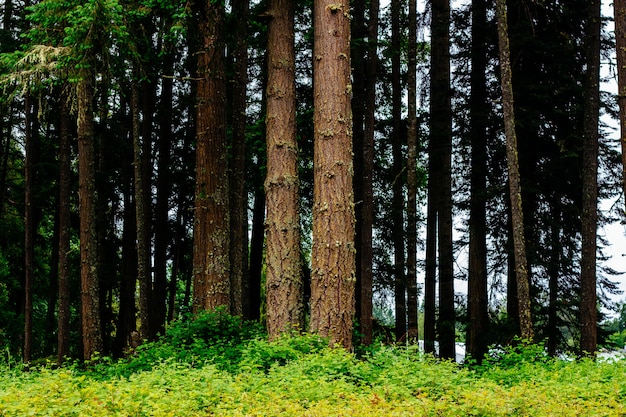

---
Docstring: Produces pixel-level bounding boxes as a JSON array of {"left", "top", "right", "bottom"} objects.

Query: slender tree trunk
[
  {"left": 248, "top": 184, "right": 265, "bottom": 321},
  {"left": 23, "top": 93, "right": 34, "bottom": 363},
  {"left": 432, "top": 0, "right": 455, "bottom": 359},
  {"left": 310, "top": 0, "right": 355, "bottom": 350},
  {"left": 424, "top": 180, "right": 437, "bottom": 353},
  {"left": 580, "top": 0, "right": 600, "bottom": 356},
  {"left": 360, "top": 0, "right": 379, "bottom": 346},
  {"left": 406, "top": 0, "right": 419, "bottom": 342},
  {"left": 617, "top": 0, "right": 626, "bottom": 215},
  {"left": 547, "top": 200, "right": 561, "bottom": 356},
  {"left": 57, "top": 91, "right": 72, "bottom": 363},
  {"left": 230, "top": 0, "right": 249, "bottom": 317},
  {"left": 495, "top": 0, "right": 533, "bottom": 341},
  {"left": 467, "top": 0, "right": 489, "bottom": 362},
  {"left": 77, "top": 74, "right": 103, "bottom": 361},
  {"left": 391, "top": 0, "right": 406, "bottom": 343},
  {"left": 265, "top": 0, "right": 304, "bottom": 338},
  {"left": 192, "top": 0, "right": 231, "bottom": 312}
]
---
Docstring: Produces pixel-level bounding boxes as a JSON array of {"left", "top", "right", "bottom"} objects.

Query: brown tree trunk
[
  {"left": 432, "top": 0, "right": 455, "bottom": 359},
  {"left": 616, "top": 0, "right": 626, "bottom": 216},
  {"left": 580, "top": 0, "right": 600, "bottom": 356},
  {"left": 467, "top": 0, "right": 489, "bottom": 362},
  {"left": 424, "top": 179, "right": 437, "bottom": 353},
  {"left": 23, "top": 93, "right": 35, "bottom": 363},
  {"left": 57, "top": 91, "right": 72, "bottom": 363},
  {"left": 248, "top": 184, "right": 265, "bottom": 321},
  {"left": 192, "top": 0, "right": 231, "bottom": 312},
  {"left": 265, "top": 0, "right": 304, "bottom": 338},
  {"left": 406, "top": 0, "right": 418, "bottom": 342},
  {"left": 495, "top": 0, "right": 533, "bottom": 341},
  {"left": 310, "top": 0, "right": 355, "bottom": 350},
  {"left": 77, "top": 75, "right": 103, "bottom": 361},
  {"left": 391, "top": 0, "right": 406, "bottom": 344}
]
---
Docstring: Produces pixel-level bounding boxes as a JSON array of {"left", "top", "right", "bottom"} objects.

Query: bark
[
  {"left": 580, "top": 0, "right": 600, "bottom": 356},
  {"left": 77, "top": 75, "right": 103, "bottom": 361},
  {"left": 248, "top": 185, "right": 265, "bottom": 321},
  {"left": 192, "top": 0, "right": 231, "bottom": 312},
  {"left": 495, "top": 0, "right": 533, "bottom": 341},
  {"left": 467, "top": 0, "right": 489, "bottom": 362},
  {"left": 229, "top": 0, "right": 250, "bottom": 318},
  {"left": 310, "top": 0, "right": 355, "bottom": 350},
  {"left": 360, "top": 0, "right": 379, "bottom": 346},
  {"left": 406, "top": 0, "right": 418, "bottom": 342},
  {"left": 23, "top": 93, "right": 34, "bottom": 363},
  {"left": 547, "top": 200, "right": 561, "bottom": 356},
  {"left": 616, "top": 0, "right": 626, "bottom": 218},
  {"left": 424, "top": 178, "right": 437, "bottom": 353},
  {"left": 432, "top": 0, "right": 455, "bottom": 359},
  {"left": 391, "top": 0, "right": 406, "bottom": 343},
  {"left": 265, "top": 0, "right": 304, "bottom": 338},
  {"left": 57, "top": 91, "right": 71, "bottom": 363}
]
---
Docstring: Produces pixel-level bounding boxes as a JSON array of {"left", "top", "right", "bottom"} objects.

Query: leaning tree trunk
[
  {"left": 265, "top": 0, "right": 304, "bottom": 339},
  {"left": 580, "top": 0, "right": 601, "bottom": 357},
  {"left": 310, "top": 0, "right": 356, "bottom": 350},
  {"left": 495, "top": 0, "right": 533, "bottom": 341},
  {"left": 192, "top": 0, "right": 231, "bottom": 312}
]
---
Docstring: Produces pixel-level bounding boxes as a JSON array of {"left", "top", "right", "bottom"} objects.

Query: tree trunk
[
  {"left": 580, "top": 0, "right": 600, "bottom": 356},
  {"left": 57, "top": 91, "right": 72, "bottom": 363},
  {"left": 248, "top": 184, "right": 265, "bottom": 321},
  {"left": 391, "top": 0, "right": 406, "bottom": 344},
  {"left": 23, "top": 92, "right": 34, "bottom": 363},
  {"left": 310, "top": 0, "right": 355, "bottom": 350},
  {"left": 495, "top": 0, "right": 533, "bottom": 341},
  {"left": 424, "top": 178, "right": 437, "bottom": 353},
  {"left": 432, "top": 0, "right": 455, "bottom": 359},
  {"left": 77, "top": 74, "right": 103, "bottom": 361},
  {"left": 192, "top": 0, "right": 231, "bottom": 312},
  {"left": 617, "top": 0, "right": 626, "bottom": 216},
  {"left": 406, "top": 0, "right": 418, "bottom": 342},
  {"left": 265, "top": 0, "right": 304, "bottom": 338},
  {"left": 230, "top": 0, "right": 250, "bottom": 317},
  {"left": 467, "top": 0, "right": 489, "bottom": 362}
]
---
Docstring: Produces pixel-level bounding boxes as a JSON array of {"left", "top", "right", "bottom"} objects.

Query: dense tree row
[{"left": 0, "top": 0, "right": 624, "bottom": 363}]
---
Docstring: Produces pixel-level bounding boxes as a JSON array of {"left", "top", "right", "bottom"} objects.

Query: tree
[
  {"left": 495, "top": 0, "right": 533, "bottom": 341},
  {"left": 310, "top": 0, "right": 355, "bottom": 350},
  {"left": 192, "top": 0, "right": 231, "bottom": 312},
  {"left": 615, "top": 0, "right": 626, "bottom": 216},
  {"left": 264, "top": 0, "right": 304, "bottom": 338},
  {"left": 580, "top": 0, "right": 601, "bottom": 356}
]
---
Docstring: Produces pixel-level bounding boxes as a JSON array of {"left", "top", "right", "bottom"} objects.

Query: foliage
[{"left": 1, "top": 337, "right": 626, "bottom": 416}]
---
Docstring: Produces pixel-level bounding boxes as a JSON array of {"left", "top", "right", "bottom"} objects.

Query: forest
[{"left": 1, "top": 0, "right": 626, "bottom": 371}]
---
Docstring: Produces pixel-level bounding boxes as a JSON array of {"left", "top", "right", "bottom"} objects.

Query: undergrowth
[{"left": 1, "top": 310, "right": 625, "bottom": 416}]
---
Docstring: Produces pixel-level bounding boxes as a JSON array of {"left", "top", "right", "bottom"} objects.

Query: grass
[{"left": 1, "top": 311, "right": 625, "bottom": 416}]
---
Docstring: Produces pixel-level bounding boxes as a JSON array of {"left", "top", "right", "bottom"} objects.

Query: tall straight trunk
[
  {"left": 0, "top": 104, "right": 9, "bottom": 218},
  {"left": 310, "top": 0, "right": 355, "bottom": 350},
  {"left": 467, "top": 0, "right": 489, "bottom": 362},
  {"left": 248, "top": 184, "right": 265, "bottom": 321},
  {"left": 132, "top": 80, "right": 151, "bottom": 341},
  {"left": 495, "top": 0, "right": 533, "bottom": 341},
  {"left": 265, "top": 0, "right": 304, "bottom": 338},
  {"left": 617, "top": 0, "right": 626, "bottom": 213},
  {"left": 23, "top": 93, "right": 34, "bottom": 363},
  {"left": 77, "top": 74, "right": 103, "bottom": 360},
  {"left": 57, "top": 91, "right": 72, "bottom": 363},
  {"left": 360, "top": 0, "right": 379, "bottom": 346},
  {"left": 391, "top": 0, "right": 406, "bottom": 343},
  {"left": 547, "top": 200, "right": 561, "bottom": 356},
  {"left": 406, "top": 0, "right": 418, "bottom": 341},
  {"left": 424, "top": 180, "right": 437, "bottom": 353},
  {"left": 580, "top": 0, "right": 600, "bottom": 356},
  {"left": 192, "top": 0, "right": 231, "bottom": 312},
  {"left": 432, "top": 0, "right": 455, "bottom": 359},
  {"left": 230, "top": 0, "right": 250, "bottom": 317}
]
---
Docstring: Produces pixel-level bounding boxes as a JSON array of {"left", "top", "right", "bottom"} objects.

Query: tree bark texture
[
  {"left": 615, "top": 0, "right": 626, "bottom": 215},
  {"left": 580, "top": 0, "right": 600, "bottom": 356},
  {"left": 495, "top": 0, "right": 534, "bottom": 341},
  {"left": 265, "top": 0, "right": 304, "bottom": 338},
  {"left": 77, "top": 75, "right": 103, "bottom": 360},
  {"left": 23, "top": 93, "right": 34, "bottom": 363},
  {"left": 192, "top": 0, "right": 231, "bottom": 312},
  {"left": 311, "top": 0, "right": 356, "bottom": 350}
]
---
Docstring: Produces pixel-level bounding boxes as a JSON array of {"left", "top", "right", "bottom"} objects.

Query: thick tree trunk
[
  {"left": 580, "top": 0, "right": 600, "bottom": 356},
  {"left": 230, "top": 0, "right": 250, "bottom": 317},
  {"left": 192, "top": 0, "right": 231, "bottom": 312},
  {"left": 310, "top": 0, "right": 355, "bottom": 350},
  {"left": 265, "top": 0, "right": 304, "bottom": 338},
  {"left": 618, "top": 0, "right": 626, "bottom": 215},
  {"left": 391, "top": 0, "right": 406, "bottom": 343},
  {"left": 432, "top": 0, "right": 455, "bottom": 359},
  {"left": 57, "top": 92, "right": 72, "bottom": 363},
  {"left": 467, "top": 0, "right": 489, "bottom": 362},
  {"left": 495, "top": 0, "right": 533, "bottom": 341},
  {"left": 77, "top": 75, "right": 103, "bottom": 361}
]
